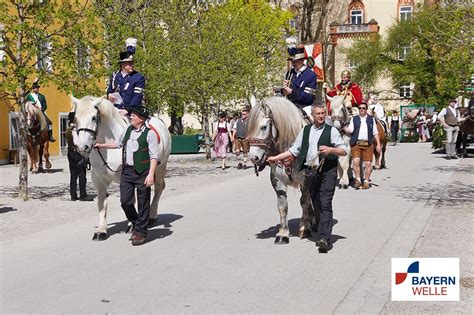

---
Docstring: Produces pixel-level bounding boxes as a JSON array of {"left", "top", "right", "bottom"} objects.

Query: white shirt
[
  {"left": 368, "top": 103, "right": 385, "bottom": 120},
  {"left": 289, "top": 123, "right": 348, "bottom": 167},
  {"left": 346, "top": 115, "right": 379, "bottom": 141},
  {"left": 438, "top": 106, "right": 459, "bottom": 121},
  {"left": 116, "top": 125, "right": 159, "bottom": 166},
  {"left": 296, "top": 65, "right": 307, "bottom": 78}
]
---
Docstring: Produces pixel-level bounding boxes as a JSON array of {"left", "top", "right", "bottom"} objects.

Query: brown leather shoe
[
  {"left": 132, "top": 233, "right": 146, "bottom": 246},
  {"left": 354, "top": 179, "right": 362, "bottom": 189},
  {"left": 362, "top": 181, "right": 370, "bottom": 189}
]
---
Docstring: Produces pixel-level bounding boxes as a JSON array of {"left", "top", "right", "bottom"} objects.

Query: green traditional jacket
[{"left": 26, "top": 93, "right": 47, "bottom": 111}]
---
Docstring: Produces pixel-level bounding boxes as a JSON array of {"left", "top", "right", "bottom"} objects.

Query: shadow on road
[
  {"left": 0, "top": 206, "right": 17, "bottom": 214},
  {"left": 105, "top": 213, "right": 183, "bottom": 242},
  {"left": 0, "top": 183, "right": 98, "bottom": 200},
  {"left": 396, "top": 180, "right": 473, "bottom": 207},
  {"left": 255, "top": 218, "right": 343, "bottom": 240}
]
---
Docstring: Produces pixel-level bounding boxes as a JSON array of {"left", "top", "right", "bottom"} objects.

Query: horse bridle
[
  {"left": 330, "top": 97, "right": 351, "bottom": 130},
  {"left": 75, "top": 107, "right": 101, "bottom": 155},
  {"left": 248, "top": 103, "right": 280, "bottom": 175}
]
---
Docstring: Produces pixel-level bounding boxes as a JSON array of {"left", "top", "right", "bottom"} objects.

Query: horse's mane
[
  {"left": 247, "top": 96, "right": 306, "bottom": 152},
  {"left": 76, "top": 96, "right": 128, "bottom": 129},
  {"left": 26, "top": 101, "right": 47, "bottom": 130}
]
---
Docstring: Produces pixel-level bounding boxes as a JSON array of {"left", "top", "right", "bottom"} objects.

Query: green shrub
[{"left": 431, "top": 124, "right": 446, "bottom": 149}]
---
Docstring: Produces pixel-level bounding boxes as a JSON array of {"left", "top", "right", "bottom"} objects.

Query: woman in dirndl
[{"left": 212, "top": 112, "right": 232, "bottom": 170}]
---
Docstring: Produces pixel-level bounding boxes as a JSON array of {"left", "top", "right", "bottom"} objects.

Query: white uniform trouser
[{"left": 445, "top": 125, "right": 459, "bottom": 157}]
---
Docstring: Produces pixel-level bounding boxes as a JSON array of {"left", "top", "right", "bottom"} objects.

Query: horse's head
[
  {"left": 327, "top": 95, "right": 350, "bottom": 130},
  {"left": 25, "top": 101, "right": 38, "bottom": 128},
  {"left": 247, "top": 100, "right": 277, "bottom": 172},
  {"left": 71, "top": 95, "right": 103, "bottom": 156}
]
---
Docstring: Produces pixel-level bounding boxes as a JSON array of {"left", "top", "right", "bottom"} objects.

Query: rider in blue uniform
[
  {"left": 107, "top": 49, "right": 145, "bottom": 115},
  {"left": 282, "top": 46, "right": 317, "bottom": 109}
]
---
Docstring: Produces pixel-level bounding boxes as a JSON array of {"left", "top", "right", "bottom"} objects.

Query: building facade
[{"left": 279, "top": 0, "right": 427, "bottom": 111}]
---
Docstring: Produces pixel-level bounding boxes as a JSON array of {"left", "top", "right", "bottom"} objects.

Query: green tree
[
  {"left": 0, "top": 0, "right": 106, "bottom": 199},
  {"left": 345, "top": 3, "right": 473, "bottom": 108},
  {"left": 96, "top": 0, "right": 291, "bottom": 157}
]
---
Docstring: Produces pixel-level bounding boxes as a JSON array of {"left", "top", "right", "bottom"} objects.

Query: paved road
[{"left": 1, "top": 143, "right": 472, "bottom": 313}]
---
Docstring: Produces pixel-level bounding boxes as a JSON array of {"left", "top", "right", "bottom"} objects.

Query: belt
[
  {"left": 448, "top": 124, "right": 458, "bottom": 127},
  {"left": 356, "top": 140, "right": 369, "bottom": 145},
  {"left": 123, "top": 165, "right": 134, "bottom": 169}
]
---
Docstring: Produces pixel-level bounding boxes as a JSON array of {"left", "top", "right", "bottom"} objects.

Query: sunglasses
[{"left": 359, "top": 106, "right": 367, "bottom": 110}]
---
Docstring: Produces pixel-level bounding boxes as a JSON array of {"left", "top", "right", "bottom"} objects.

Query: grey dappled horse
[{"left": 247, "top": 96, "right": 314, "bottom": 244}]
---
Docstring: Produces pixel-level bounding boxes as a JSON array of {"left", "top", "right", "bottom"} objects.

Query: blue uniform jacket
[
  {"left": 287, "top": 66, "right": 317, "bottom": 107},
  {"left": 107, "top": 70, "right": 145, "bottom": 110}
]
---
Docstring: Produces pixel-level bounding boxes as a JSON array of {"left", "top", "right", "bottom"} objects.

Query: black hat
[
  {"left": 289, "top": 47, "right": 306, "bottom": 61},
  {"left": 129, "top": 106, "right": 149, "bottom": 118},
  {"left": 218, "top": 111, "right": 227, "bottom": 118},
  {"left": 118, "top": 51, "right": 134, "bottom": 63},
  {"left": 32, "top": 82, "right": 40, "bottom": 88}
]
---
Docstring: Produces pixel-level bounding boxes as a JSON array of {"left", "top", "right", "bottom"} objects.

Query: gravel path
[{"left": 0, "top": 153, "right": 252, "bottom": 242}]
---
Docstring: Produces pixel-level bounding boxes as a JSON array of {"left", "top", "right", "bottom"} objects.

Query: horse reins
[{"left": 75, "top": 107, "right": 121, "bottom": 173}]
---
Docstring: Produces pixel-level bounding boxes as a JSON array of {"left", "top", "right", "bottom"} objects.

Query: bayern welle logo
[{"left": 391, "top": 258, "right": 459, "bottom": 301}]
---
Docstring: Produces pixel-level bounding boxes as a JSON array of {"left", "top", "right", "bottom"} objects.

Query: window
[
  {"left": 399, "top": 83, "right": 411, "bottom": 98},
  {"left": 349, "top": 58, "right": 358, "bottom": 69},
  {"left": 59, "top": 113, "right": 69, "bottom": 155},
  {"left": 37, "top": 38, "right": 53, "bottom": 72},
  {"left": 9, "top": 113, "right": 20, "bottom": 150},
  {"left": 348, "top": 1, "right": 365, "bottom": 24},
  {"left": 399, "top": 6, "right": 412, "bottom": 21},
  {"left": 0, "top": 24, "right": 5, "bottom": 62},
  {"left": 350, "top": 10, "right": 363, "bottom": 24},
  {"left": 398, "top": 45, "right": 411, "bottom": 61}
]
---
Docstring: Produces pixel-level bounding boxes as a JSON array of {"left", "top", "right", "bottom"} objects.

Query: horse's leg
[
  {"left": 149, "top": 163, "right": 167, "bottom": 226},
  {"left": 44, "top": 140, "right": 51, "bottom": 169},
  {"left": 91, "top": 172, "right": 109, "bottom": 241},
  {"left": 31, "top": 145, "right": 39, "bottom": 173},
  {"left": 270, "top": 168, "right": 289, "bottom": 244},
  {"left": 298, "top": 182, "right": 313, "bottom": 239},
  {"left": 38, "top": 145, "right": 44, "bottom": 172},
  {"left": 338, "top": 151, "right": 350, "bottom": 189}
]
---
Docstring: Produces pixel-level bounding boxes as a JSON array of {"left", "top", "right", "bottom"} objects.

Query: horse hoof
[
  {"left": 274, "top": 236, "right": 289, "bottom": 244},
  {"left": 46, "top": 162, "right": 52, "bottom": 169},
  {"left": 338, "top": 184, "right": 342, "bottom": 189},
  {"left": 299, "top": 230, "right": 311, "bottom": 239},
  {"left": 342, "top": 185, "right": 348, "bottom": 189},
  {"left": 92, "top": 232, "right": 107, "bottom": 241}
]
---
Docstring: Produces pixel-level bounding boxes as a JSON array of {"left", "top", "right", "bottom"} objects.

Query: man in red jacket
[{"left": 325, "top": 70, "right": 363, "bottom": 113}]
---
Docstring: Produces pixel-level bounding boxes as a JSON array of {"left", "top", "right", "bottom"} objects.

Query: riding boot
[{"left": 48, "top": 129, "right": 56, "bottom": 142}]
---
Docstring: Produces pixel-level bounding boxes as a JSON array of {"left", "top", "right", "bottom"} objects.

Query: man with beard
[{"left": 324, "top": 70, "right": 363, "bottom": 113}]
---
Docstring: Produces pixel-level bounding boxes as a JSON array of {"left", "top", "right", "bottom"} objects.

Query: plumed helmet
[{"left": 341, "top": 70, "right": 351, "bottom": 78}]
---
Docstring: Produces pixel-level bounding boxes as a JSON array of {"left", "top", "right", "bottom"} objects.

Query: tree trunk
[
  {"left": 202, "top": 110, "right": 212, "bottom": 160},
  {"left": 18, "top": 90, "right": 28, "bottom": 200}
]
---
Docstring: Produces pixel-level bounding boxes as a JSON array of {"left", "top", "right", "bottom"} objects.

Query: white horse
[
  {"left": 326, "top": 95, "right": 352, "bottom": 189},
  {"left": 247, "top": 96, "right": 314, "bottom": 244},
  {"left": 71, "top": 96, "right": 171, "bottom": 240}
]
